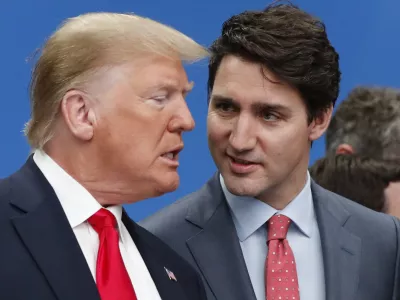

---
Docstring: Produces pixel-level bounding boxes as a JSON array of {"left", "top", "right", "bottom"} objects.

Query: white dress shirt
[
  {"left": 222, "top": 173, "right": 325, "bottom": 300},
  {"left": 33, "top": 150, "right": 161, "bottom": 300}
]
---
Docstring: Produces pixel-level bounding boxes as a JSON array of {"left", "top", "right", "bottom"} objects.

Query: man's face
[
  {"left": 207, "top": 55, "right": 328, "bottom": 204},
  {"left": 92, "top": 55, "right": 195, "bottom": 201}
]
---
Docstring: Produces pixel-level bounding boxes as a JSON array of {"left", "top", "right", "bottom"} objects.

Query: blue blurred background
[{"left": 1, "top": 0, "right": 399, "bottom": 220}]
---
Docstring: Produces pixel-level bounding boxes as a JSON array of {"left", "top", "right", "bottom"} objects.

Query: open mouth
[{"left": 161, "top": 151, "right": 179, "bottom": 161}]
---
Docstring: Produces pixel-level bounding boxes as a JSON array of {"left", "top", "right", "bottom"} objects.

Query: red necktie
[
  {"left": 88, "top": 208, "right": 138, "bottom": 300},
  {"left": 265, "top": 214, "right": 300, "bottom": 300}
]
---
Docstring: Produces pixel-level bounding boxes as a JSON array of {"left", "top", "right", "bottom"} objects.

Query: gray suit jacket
[{"left": 141, "top": 173, "right": 400, "bottom": 300}]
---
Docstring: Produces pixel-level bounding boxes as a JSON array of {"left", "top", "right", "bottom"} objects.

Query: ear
[
  {"left": 308, "top": 105, "right": 333, "bottom": 142},
  {"left": 336, "top": 144, "right": 354, "bottom": 155},
  {"left": 60, "top": 89, "right": 97, "bottom": 141}
]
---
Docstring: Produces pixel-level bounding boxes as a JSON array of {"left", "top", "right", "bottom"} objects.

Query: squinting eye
[{"left": 152, "top": 96, "right": 168, "bottom": 103}]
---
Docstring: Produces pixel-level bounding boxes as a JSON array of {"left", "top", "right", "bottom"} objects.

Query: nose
[
  {"left": 168, "top": 100, "right": 195, "bottom": 133},
  {"left": 229, "top": 113, "right": 257, "bottom": 152}
]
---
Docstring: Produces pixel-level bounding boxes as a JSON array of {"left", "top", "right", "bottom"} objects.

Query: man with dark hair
[
  {"left": 141, "top": 3, "right": 400, "bottom": 300},
  {"left": 310, "top": 154, "right": 400, "bottom": 213}
]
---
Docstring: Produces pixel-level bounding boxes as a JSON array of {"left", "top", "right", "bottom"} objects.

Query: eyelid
[
  {"left": 153, "top": 95, "right": 168, "bottom": 100},
  {"left": 261, "top": 111, "right": 280, "bottom": 121}
]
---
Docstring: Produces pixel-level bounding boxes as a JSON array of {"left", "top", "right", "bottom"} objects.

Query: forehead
[
  {"left": 136, "top": 55, "right": 189, "bottom": 89},
  {"left": 211, "top": 55, "right": 302, "bottom": 106},
  {"left": 87, "top": 55, "right": 191, "bottom": 96},
  {"left": 112, "top": 55, "right": 192, "bottom": 92}
]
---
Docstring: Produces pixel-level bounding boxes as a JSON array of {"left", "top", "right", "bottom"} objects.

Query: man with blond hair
[{"left": 0, "top": 12, "right": 208, "bottom": 300}]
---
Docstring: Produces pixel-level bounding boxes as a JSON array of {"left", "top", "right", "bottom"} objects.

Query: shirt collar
[
  {"left": 33, "top": 150, "right": 125, "bottom": 243},
  {"left": 222, "top": 172, "right": 314, "bottom": 242}
]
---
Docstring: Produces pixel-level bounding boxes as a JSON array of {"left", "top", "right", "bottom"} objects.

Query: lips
[
  {"left": 227, "top": 154, "right": 259, "bottom": 174},
  {"left": 160, "top": 145, "right": 183, "bottom": 167},
  {"left": 230, "top": 157, "right": 254, "bottom": 165}
]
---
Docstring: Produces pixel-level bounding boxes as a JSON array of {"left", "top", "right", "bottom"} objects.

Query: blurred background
[{"left": 1, "top": 0, "right": 399, "bottom": 220}]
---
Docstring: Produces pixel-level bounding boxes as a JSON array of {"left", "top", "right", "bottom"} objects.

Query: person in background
[
  {"left": 141, "top": 3, "right": 400, "bottom": 300},
  {"left": 326, "top": 86, "right": 400, "bottom": 217},
  {"left": 0, "top": 12, "right": 208, "bottom": 300},
  {"left": 310, "top": 154, "right": 400, "bottom": 214}
]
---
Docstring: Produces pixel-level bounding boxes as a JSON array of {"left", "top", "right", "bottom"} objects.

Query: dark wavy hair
[{"left": 208, "top": 1, "right": 341, "bottom": 121}]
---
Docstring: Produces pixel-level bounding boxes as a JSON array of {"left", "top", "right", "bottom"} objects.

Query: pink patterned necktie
[{"left": 265, "top": 214, "right": 300, "bottom": 300}]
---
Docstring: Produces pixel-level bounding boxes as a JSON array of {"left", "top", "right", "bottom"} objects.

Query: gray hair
[{"left": 326, "top": 86, "right": 400, "bottom": 160}]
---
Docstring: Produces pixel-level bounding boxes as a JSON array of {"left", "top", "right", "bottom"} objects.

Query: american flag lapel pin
[{"left": 164, "top": 267, "right": 177, "bottom": 282}]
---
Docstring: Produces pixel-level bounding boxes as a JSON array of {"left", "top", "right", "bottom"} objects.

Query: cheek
[
  {"left": 259, "top": 124, "right": 309, "bottom": 158},
  {"left": 97, "top": 116, "right": 154, "bottom": 159},
  {"left": 207, "top": 116, "right": 230, "bottom": 144},
  {"left": 110, "top": 104, "right": 163, "bottom": 146}
]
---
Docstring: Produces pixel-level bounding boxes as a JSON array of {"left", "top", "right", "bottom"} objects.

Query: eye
[
  {"left": 262, "top": 112, "right": 279, "bottom": 121},
  {"left": 152, "top": 95, "right": 168, "bottom": 104},
  {"left": 215, "top": 101, "right": 235, "bottom": 112}
]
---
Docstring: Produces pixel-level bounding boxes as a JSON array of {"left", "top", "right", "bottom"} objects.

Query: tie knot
[
  {"left": 267, "top": 214, "right": 291, "bottom": 241},
  {"left": 87, "top": 208, "right": 117, "bottom": 235}
]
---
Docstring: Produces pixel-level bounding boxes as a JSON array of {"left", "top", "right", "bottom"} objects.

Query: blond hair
[{"left": 25, "top": 12, "right": 208, "bottom": 149}]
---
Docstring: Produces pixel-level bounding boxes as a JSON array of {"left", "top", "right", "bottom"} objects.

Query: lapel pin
[{"left": 164, "top": 267, "right": 177, "bottom": 282}]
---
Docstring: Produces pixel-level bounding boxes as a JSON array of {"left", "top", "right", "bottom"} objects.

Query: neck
[
  {"left": 43, "top": 145, "right": 145, "bottom": 206},
  {"left": 258, "top": 163, "right": 309, "bottom": 210}
]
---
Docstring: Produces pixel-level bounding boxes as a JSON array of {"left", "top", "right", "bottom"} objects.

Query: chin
[
  {"left": 227, "top": 185, "right": 259, "bottom": 198},
  {"left": 224, "top": 179, "right": 253, "bottom": 196},
  {"left": 223, "top": 175, "right": 263, "bottom": 198},
  {"left": 155, "top": 175, "right": 180, "bottom": 195}
]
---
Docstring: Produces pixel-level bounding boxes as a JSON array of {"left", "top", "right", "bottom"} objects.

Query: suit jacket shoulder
[
  {"left": 313, "top": 182, "right": 400, "bottom": 245},
  {"left": 142, "top": 189, "right": 204, "bottom": 236},
  {"left": 311, "top": 182, "right": 400, "bottom": 300},
  {"left": 141, "top": 173, "right": 225, "bottom": 254}
]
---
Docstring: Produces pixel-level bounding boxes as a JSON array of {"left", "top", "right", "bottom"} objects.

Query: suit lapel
[
  {"left": 10, "top": 158, "right": 99, "bottom": 300},
  {"left": 312, "top": 182, "right": 361, "bottom": 300},
  {"left": 185, "top": 174, "right": 256, "bottom": 300},
  {"left": 122, "top": 213, "right": 187, "bottom": 300}
]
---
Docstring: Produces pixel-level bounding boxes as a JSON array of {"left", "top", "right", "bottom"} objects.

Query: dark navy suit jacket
[{"left": 0, "top": 157, "right": 206, "bottom": 300}]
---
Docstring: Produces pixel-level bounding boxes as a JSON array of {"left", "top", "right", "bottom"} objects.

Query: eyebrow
[{"left": 211, "top": 94, "right": 291, "bottom": 113}]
